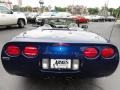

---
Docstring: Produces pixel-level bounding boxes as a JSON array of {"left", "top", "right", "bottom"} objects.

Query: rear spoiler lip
[{"left": 3, "top": 41, "right": 118, "bottom": 48}]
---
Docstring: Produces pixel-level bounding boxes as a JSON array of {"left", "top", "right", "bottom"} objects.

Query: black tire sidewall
[{"left": 18, "top": 19, "right": 25, "bottom": 28}]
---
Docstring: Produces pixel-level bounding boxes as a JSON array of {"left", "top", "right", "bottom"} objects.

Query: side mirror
[
  {"left": 81, "top": 25, "right": 88, "bottom": 30},
  {"left": 8, "top": 10, "right": 13, "bottom": 14},
  {"left": 10, "top": 11, "right": 13, "bottom": 14}
]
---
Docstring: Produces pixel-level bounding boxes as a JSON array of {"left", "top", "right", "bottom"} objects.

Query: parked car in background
[
  {"left": 0, "top": 5, "right": 27, "bottom": 28},
  {"left": 91, "top": 15, "right": 116, "bottom": 22},
  {"left": 105, "top": 16, "right": 116, "bottom": 22},
  {"left": 92, "top": 15, "right": 105, "bottom": 22},
  {"left": 23, "top": 12, "right": 30, "bottom": 17},
  {"left": 55, "top": 12, "right": 72, "bottom": 17},
  {"left": 36, "top": 12, "right": 55, "bottom": 25},
  {"left": 26, "top": 12, "right": 40, "bottom": 23},
  {"left": 36, "top": 12, "right": 72, "bottom": 25},
  {"left": 84, "top": 15, "right": 93, "bottom": 21},
  {"left": 74, "top": 15, "right": 89, "bottom": 23}
]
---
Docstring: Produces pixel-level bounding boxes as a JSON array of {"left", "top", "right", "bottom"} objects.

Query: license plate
[{"left": 51, "top": 59, "right": 71, "bottom": 69}]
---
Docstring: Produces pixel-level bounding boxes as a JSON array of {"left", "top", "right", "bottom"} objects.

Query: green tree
[
  {"left": 88, "top": 8, "right": 99, "bottom": 15},
  {"left": 13, "top": 5, "right": 20, "bottom": 11},
  {"left": 24, "top": 6, "right": 32, "bottom": 12},
  {"left": 116, "top": 7, "right": 120, "bottom": 18},
  {"left": 55, "top": 7, "right": 66, "bottom": 12},
  {"left": 44, "top": 7, "right": 49, "bottom": 12},
  {"left": 111, "top": 7, "right": 120, "bottom": 18},
  {"left": 108, "top": 8, "right": 115, "bottom": 15},
  {"left": 20, "top": 7, "right": 25, "bottom": 12}
]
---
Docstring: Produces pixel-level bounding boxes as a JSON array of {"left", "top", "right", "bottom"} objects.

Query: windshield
[
  {"left": 45, "top": 18, "right": 77, "bottom": 26},
  {"left": 39, "top": 17, "right": 81, "bottom": 30},
  {"left": 48, "top": 19, "right": 72, "bottom": 25}
]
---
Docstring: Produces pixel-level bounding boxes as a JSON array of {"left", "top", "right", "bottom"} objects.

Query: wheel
[{"left": 18, "top": 19, "right": 25, "bottom": 28}]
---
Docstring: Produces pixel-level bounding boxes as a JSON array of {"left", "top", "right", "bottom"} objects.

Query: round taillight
[
  {"left": 101, "top": 48, "right": 115, "bottom": 58},
  {"left": 6, "top": 45, "right": 20, "bottom": 56},
  {"left": 84, "top": 48, "right": 98, "bottom": 58},
  {"left": 23, "top": 46, "right": 39, "bottom": 57}
]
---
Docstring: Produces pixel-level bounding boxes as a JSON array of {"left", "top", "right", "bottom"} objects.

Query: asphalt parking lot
[{"left": 0, "top": 22, "right": 120, "bottom": 90}]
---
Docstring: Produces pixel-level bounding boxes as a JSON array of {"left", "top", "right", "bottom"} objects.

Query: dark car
[
  {"left": 1, "top": 17, "right": 119, "bottom": 78},
  {"left": 105, "top": 16, "right": 116, "bottom": 22},
  {"left": 26, "top": 12, "right": 39, "bottom": 23}
]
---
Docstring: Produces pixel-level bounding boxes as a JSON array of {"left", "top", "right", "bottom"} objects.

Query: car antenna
[{"left": 108, "top": 12, "right": 119, "bottom": 43}]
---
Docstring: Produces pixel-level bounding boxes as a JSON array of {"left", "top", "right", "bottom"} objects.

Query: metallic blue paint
[{"left": 1, "top": 42, "right": 119, "bottom": 78}]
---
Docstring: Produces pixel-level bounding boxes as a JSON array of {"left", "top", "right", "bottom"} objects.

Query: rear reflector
[
  {"left": 23, "top": 46, "right": 39, "bottom": 57},
  {"left": 72, "top": 59, "right": 79, "bottom": 70},
  {"left": 42, "top": 59, "right": 49, "bottom": 69},
  {"left": 84, "top": 48, "right": 98, "bottom": 58},
  {"left": 102, "top": 48, "right": 115, "bottom": 58},
  {"left": 6, "top": 45, "right": 20, "bottom": 56}
]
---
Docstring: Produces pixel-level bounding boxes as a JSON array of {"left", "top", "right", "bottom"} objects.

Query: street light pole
[
  {"left": 72, "top": 0, "right": 74, "bottom": 14},
  {"left": 106, "top": 0, "right": 109, "bottom": 7},
  {"left": 106, "top": 0, "right": 110, "bottom": 16},
  {"left": 39, "top": 0, "right": 44, "bottom": 13}
]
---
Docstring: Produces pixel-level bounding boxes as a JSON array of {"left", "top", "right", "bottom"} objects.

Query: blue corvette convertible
[{"left": 1, "top": 17, "right": 119, "bottom": 78}]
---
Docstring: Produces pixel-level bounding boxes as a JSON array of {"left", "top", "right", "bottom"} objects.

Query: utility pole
[
  {"left": 106, "top": 0, "right": 110, "bottom": 17},
  {"left": 106, "top": 0, "right": 109, "bottom": 7},
  {"left": 39, "top": 0, "right": 44, "bottom": 13}
]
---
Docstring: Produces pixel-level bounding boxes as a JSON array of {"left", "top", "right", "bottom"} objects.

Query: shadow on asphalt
[
  {"left": 0, "top": 26, "right": 22, "bottom": 31},
  {"left": 0, "top": 24, "right": 36, "bottom": 31},
  {"left": 22, "top": 78, "right": 103, "bottom": 90}
]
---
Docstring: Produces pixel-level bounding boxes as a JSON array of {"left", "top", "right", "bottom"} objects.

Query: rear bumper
[{"left": 1, "top": 58, "right": 119, "bottom": 78}]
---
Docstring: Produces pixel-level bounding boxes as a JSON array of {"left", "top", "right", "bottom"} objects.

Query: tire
[
  {"left": 18, "top": 19, "right": 25, "bottom": 28},
  {"left": 6, "top": 26, "right": 11, "bottom": 29}
]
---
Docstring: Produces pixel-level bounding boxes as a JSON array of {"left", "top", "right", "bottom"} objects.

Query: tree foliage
[
  {"left": 12, "top": 4, "right": 120, "bottom": 18},
  {"left": 108, "top": 7, "right": 120, "bottom": 17},
  {"left": 12, "top": 5, "right": 50, "bottom": 12},
  {"left": 13, "top": 5, "right": 20, "bottom": 11},
  {"left": 55, "top": 7, "right": 66, "bottom": 12},
  {"left": 88, "top": 8, "right": 99, "bottom": 14},
  {"left": 24, "top": 6, "right": 32, "bottom": 12}
]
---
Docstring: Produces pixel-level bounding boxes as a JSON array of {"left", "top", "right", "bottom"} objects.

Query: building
[
  {"left": 0, "top": 0, "right": 13, "bottom": 9},
  {"left": 98, "top": 4, "right": 110, "bottom": 17},
  {"left": 66, "top": 5, "right": 89, "bottom": 15}
]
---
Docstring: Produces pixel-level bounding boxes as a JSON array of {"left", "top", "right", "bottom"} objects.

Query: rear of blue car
[{"left": 1, "top": 42, "right": 119, "bottom": 78}]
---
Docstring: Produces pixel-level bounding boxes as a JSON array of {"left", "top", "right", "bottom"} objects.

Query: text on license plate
[{"left": 51, "top": 59, "right": 71, "bottom": 69}]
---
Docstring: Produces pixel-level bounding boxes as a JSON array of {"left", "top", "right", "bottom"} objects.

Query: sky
[{"left": 11, "top": 0, "right": 120, "bottom": 8}]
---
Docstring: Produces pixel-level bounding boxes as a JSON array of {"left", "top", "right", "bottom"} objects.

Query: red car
[{"left": 75, "top": 16, "right": 89, "bottom": 23}]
